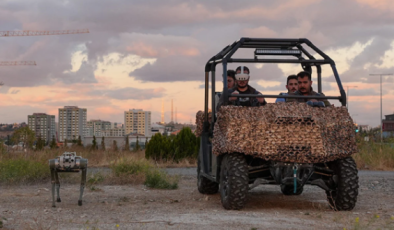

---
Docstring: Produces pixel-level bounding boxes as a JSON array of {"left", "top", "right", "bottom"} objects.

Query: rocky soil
[{"left": 1, "top": 169, "right": 394, "bottom": 230}]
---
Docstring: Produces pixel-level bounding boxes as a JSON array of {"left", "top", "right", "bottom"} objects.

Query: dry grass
[
  {"left": 354, "top": 141, "right": 394, "bottom": 171},
  {"left": 0, "top": 146, "right": 197, "bottom": 168},
  {"left": 0, "top": 146, "right": 181, "bottom": 188}
]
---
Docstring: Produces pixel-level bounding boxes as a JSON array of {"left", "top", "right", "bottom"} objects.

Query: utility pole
[{"left": 369, "top": 73, "right": 393, "bottom": 143}]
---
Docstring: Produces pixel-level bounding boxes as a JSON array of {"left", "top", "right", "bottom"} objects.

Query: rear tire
[
  {"left": 281, "top": 185, "right": 303, "bottom": 195},
  {"left": 219, "top": 153, "right": 249, "bottom": 210},
  {"left": 326, "top": 157, "right": 359, "bottom": 211},
  {"left": 197, "top": 158, "right": 219, "bottom": 194}
]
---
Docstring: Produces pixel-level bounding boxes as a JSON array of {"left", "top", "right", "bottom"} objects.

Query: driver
[{"left": 217, "top": 66, "right": 266, "bottom": 109}]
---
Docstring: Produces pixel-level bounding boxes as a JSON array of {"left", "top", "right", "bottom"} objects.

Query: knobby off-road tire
[
  {"left": 326, "top": 157, "right": 359, "bottom": 211},
  {"left": 197, "top": 158, "right": 219, "bottom": 194},
  {"left": 220, "top": 153, "right": 249, "bottom": 210},
  {"left": 281, "top": 185, "right": 303, "bottom": 196}
]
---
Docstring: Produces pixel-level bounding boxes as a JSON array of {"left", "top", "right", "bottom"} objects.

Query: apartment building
[
  {"left": 27, "top": 113, "right": 56, "bottom": 143},
  {"left": 85, "top": 120, "right": 111, "bottom": 137},
  {"left": 103, "top": 127, "right": 125, "bottom": 137},
  {"left": 124, "top": 109, "right": 151, "bottom": 137},
  {"left": 58, "top": 106, "right": 87, "bottom": 142},
  {"left": 111, "top": 122, "right": 124, "bottom": 129}
]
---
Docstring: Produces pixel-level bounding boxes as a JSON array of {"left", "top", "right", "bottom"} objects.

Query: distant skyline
[{"left": 1, "top": 0, "right": 394, "bottom": 126}]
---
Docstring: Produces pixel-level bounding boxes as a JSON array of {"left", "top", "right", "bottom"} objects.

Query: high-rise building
[
  {"left": 86, "top": 120, "right": 111, "bottom": 137},
  {"left": 124, "top": 109, "right": 151, "bottom": 136},
  {"left": 27, "top": 113, "right": 56, "bottom": 143},
  {"left": 58, "top": 106, "right": 87, "bottom": 142}
]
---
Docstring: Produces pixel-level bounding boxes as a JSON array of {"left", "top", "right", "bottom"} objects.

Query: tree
[
  {"left": 125, "top": 135, "right": 129, "bottom": 151},
  {"left": 134, "top": 136, "right": 140, "bottom": 152},
  {"left": 101, "top": 136, "right": 106, "bottom": 150},
  {"left": 11, "top": 126, "right": 35, "bottom": 149},
  {"left": 50, "top": 135, "right": 57, "bottom": 149},
  {"left": 77, "top": 135, "right": 83, "bottom": 146},
  {"left": 36, "top": 136, "right": 44, "bottom": 151},
  {"left": 112, "top": 140, "right": 118, "bottom": 151},
  {"left": 92, "top": 135, "right": 97, "bottom": 150},
  {"left": 64, "top": 139, "right": 68, "bottom": 148},
  {"left": 172, "top": 127, "right": 197, "bottom": 162},
  {"left": 145, "top": 133, "right": 163, "bottom": 161},
  {"left": 145, "top": 137, "right": 148, "bottom": 150}
]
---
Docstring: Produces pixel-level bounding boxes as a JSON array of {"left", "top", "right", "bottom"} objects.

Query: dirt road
[{"left": 1, "top": 169, "right": 394, "bottom": 230}]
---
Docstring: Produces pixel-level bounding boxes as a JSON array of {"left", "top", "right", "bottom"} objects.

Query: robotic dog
[{"left": 49, "top": 152, "right": 88, "bottom": 207}]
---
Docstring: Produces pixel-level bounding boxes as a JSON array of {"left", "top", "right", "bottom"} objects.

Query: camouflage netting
[{"left": 195, "top": 102, "right": 357, "bottom": 163}]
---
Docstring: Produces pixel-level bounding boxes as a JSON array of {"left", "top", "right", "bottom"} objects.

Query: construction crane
[
  {"left": 0, "top": 61, "right": 37, "bottom": 66},
  {"left": 0, "top": 29, "right": 89, "bottom": 37},
  {"left": 0, "top": 29, "right": 88, "bottom": 85},
  {"left": 0, "top": 29, "right": 88, "bottom": 66}
]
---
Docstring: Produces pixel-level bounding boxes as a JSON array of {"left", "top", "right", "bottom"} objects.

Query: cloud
[
  {"left": 2, "top": 0, "right": 394, "bottom": 126},
  {"left": 91, "top": 87, "right": 166, "bottom": 100}
]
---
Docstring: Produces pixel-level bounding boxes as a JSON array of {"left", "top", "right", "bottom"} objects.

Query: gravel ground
[{"left": 1, "top": 169, "right": 394, "bottom": 230}]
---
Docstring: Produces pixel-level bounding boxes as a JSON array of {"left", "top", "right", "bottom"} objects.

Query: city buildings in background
[
  {"left": 58, "top": 106, "right": 87, "bottom": 142},
  {"left": 382, "top": 114, "right": 394, "bottom": 137},
  {"left": 102, "top": 127, "right": 125, "bottom": 137},
  {"left": 85, "top": 119, "right": 111, "bottom": 137},
  {"left": 27, "top": 113, "right": 55, "bottom": 143},
  {"left": 358, "top": 125, "right": 371, "bottom": 132},
  {"left": 111, "top": 122, "right": 124, "bottom": 129},
  {"left": 125, "top": 109, "right": 152, "bottom": 137},
  {"left": 151, "top": 123, "right": 165, "bottom": 135}
]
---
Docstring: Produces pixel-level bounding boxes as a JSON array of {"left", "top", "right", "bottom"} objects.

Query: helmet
[{"left": 235, "top": 66, "right": 250, "bottom": 81}]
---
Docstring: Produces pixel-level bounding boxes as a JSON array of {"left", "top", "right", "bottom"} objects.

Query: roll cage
[{"left": 203, "top": 38, "right": 347, "bottom": 127}]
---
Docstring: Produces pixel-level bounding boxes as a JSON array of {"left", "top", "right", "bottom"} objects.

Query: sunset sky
[{"left": 1, "top": 0, "right": 394, "bottom": 126}]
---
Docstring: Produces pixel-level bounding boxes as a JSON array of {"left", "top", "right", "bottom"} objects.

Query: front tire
[
  {"left": 326, "top": 157, "right": 359, "bottom": 211},
  {"left": 219, "top": 153, "right": 249, "bottom": 210},
  {"left": 197, "top": 158, "right": 219, "bottom": 194}
]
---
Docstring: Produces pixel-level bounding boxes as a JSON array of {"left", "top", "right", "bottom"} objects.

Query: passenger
[
  {"left": 226, "top": 69, "right": 236, "bottom": 89},
  {"left": 286, "top": 71, "right": 330, "bottom": 106},
  {"left": 215, "top": 70, "right": 237, "bottom": 110},
  {"left": 217, "top": 66, "right": 266, "bottom": 109},
  {"left": 275, "top": 75, "right": 298, "bottom": 103}
]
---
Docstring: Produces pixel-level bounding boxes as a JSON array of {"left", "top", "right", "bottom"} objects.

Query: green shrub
[
  {"left": 0, "top": 159, "right": 49, "bottom": 184},
  {"left": 110, "top": 158, "right": 178, "bottom": 189},
  {"left": 111, "top": 158, "right": 152, "bottom": 176},
  {"left": 144, "top": 169, "right": 178, "bottom": 189}
]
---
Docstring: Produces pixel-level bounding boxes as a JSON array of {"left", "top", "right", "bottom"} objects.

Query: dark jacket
[
  {"left": 286, "top": 89, "right": 331, "bottom": 106},
  {"left": 217, "top": 85, "right": 266, "bottom": 110}
]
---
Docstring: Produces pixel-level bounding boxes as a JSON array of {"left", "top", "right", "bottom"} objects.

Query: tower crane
[
  {"left": 0, "top": 61, "right": 37, "bottom": 66},
  {"left": 1, "top": 29, "right": 89, "bottom": 65},
  {"left": 0, "top": 29, "right": 89, "bottom": 37},
  {"left": 1, "top": 29, "right": 89, "bottom": 85}
]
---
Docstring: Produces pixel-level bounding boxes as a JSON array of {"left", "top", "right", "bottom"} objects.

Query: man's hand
[
  {"left": 229, "top": 90, "right": 239, "bottom": 101},
  {"left": 257, "top": 93, "right": 265, "bottom": 103}
]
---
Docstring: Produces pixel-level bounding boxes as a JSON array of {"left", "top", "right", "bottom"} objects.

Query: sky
[{"left": 1, "top": 0, "right": 394, "bottom": 126}]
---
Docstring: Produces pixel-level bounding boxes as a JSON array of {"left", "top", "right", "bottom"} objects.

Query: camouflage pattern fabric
[{"left": 196, "top": 102, "right": 357, "bottom": 163}]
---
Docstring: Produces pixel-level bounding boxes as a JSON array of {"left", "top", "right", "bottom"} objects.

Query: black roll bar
[{"left": 203, "top": 38, "right": 347, "bottom": 124}]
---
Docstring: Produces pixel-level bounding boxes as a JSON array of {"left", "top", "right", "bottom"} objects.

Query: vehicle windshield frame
[{"left": 203, "top": 38, "right": 347, "bottom": 123}]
